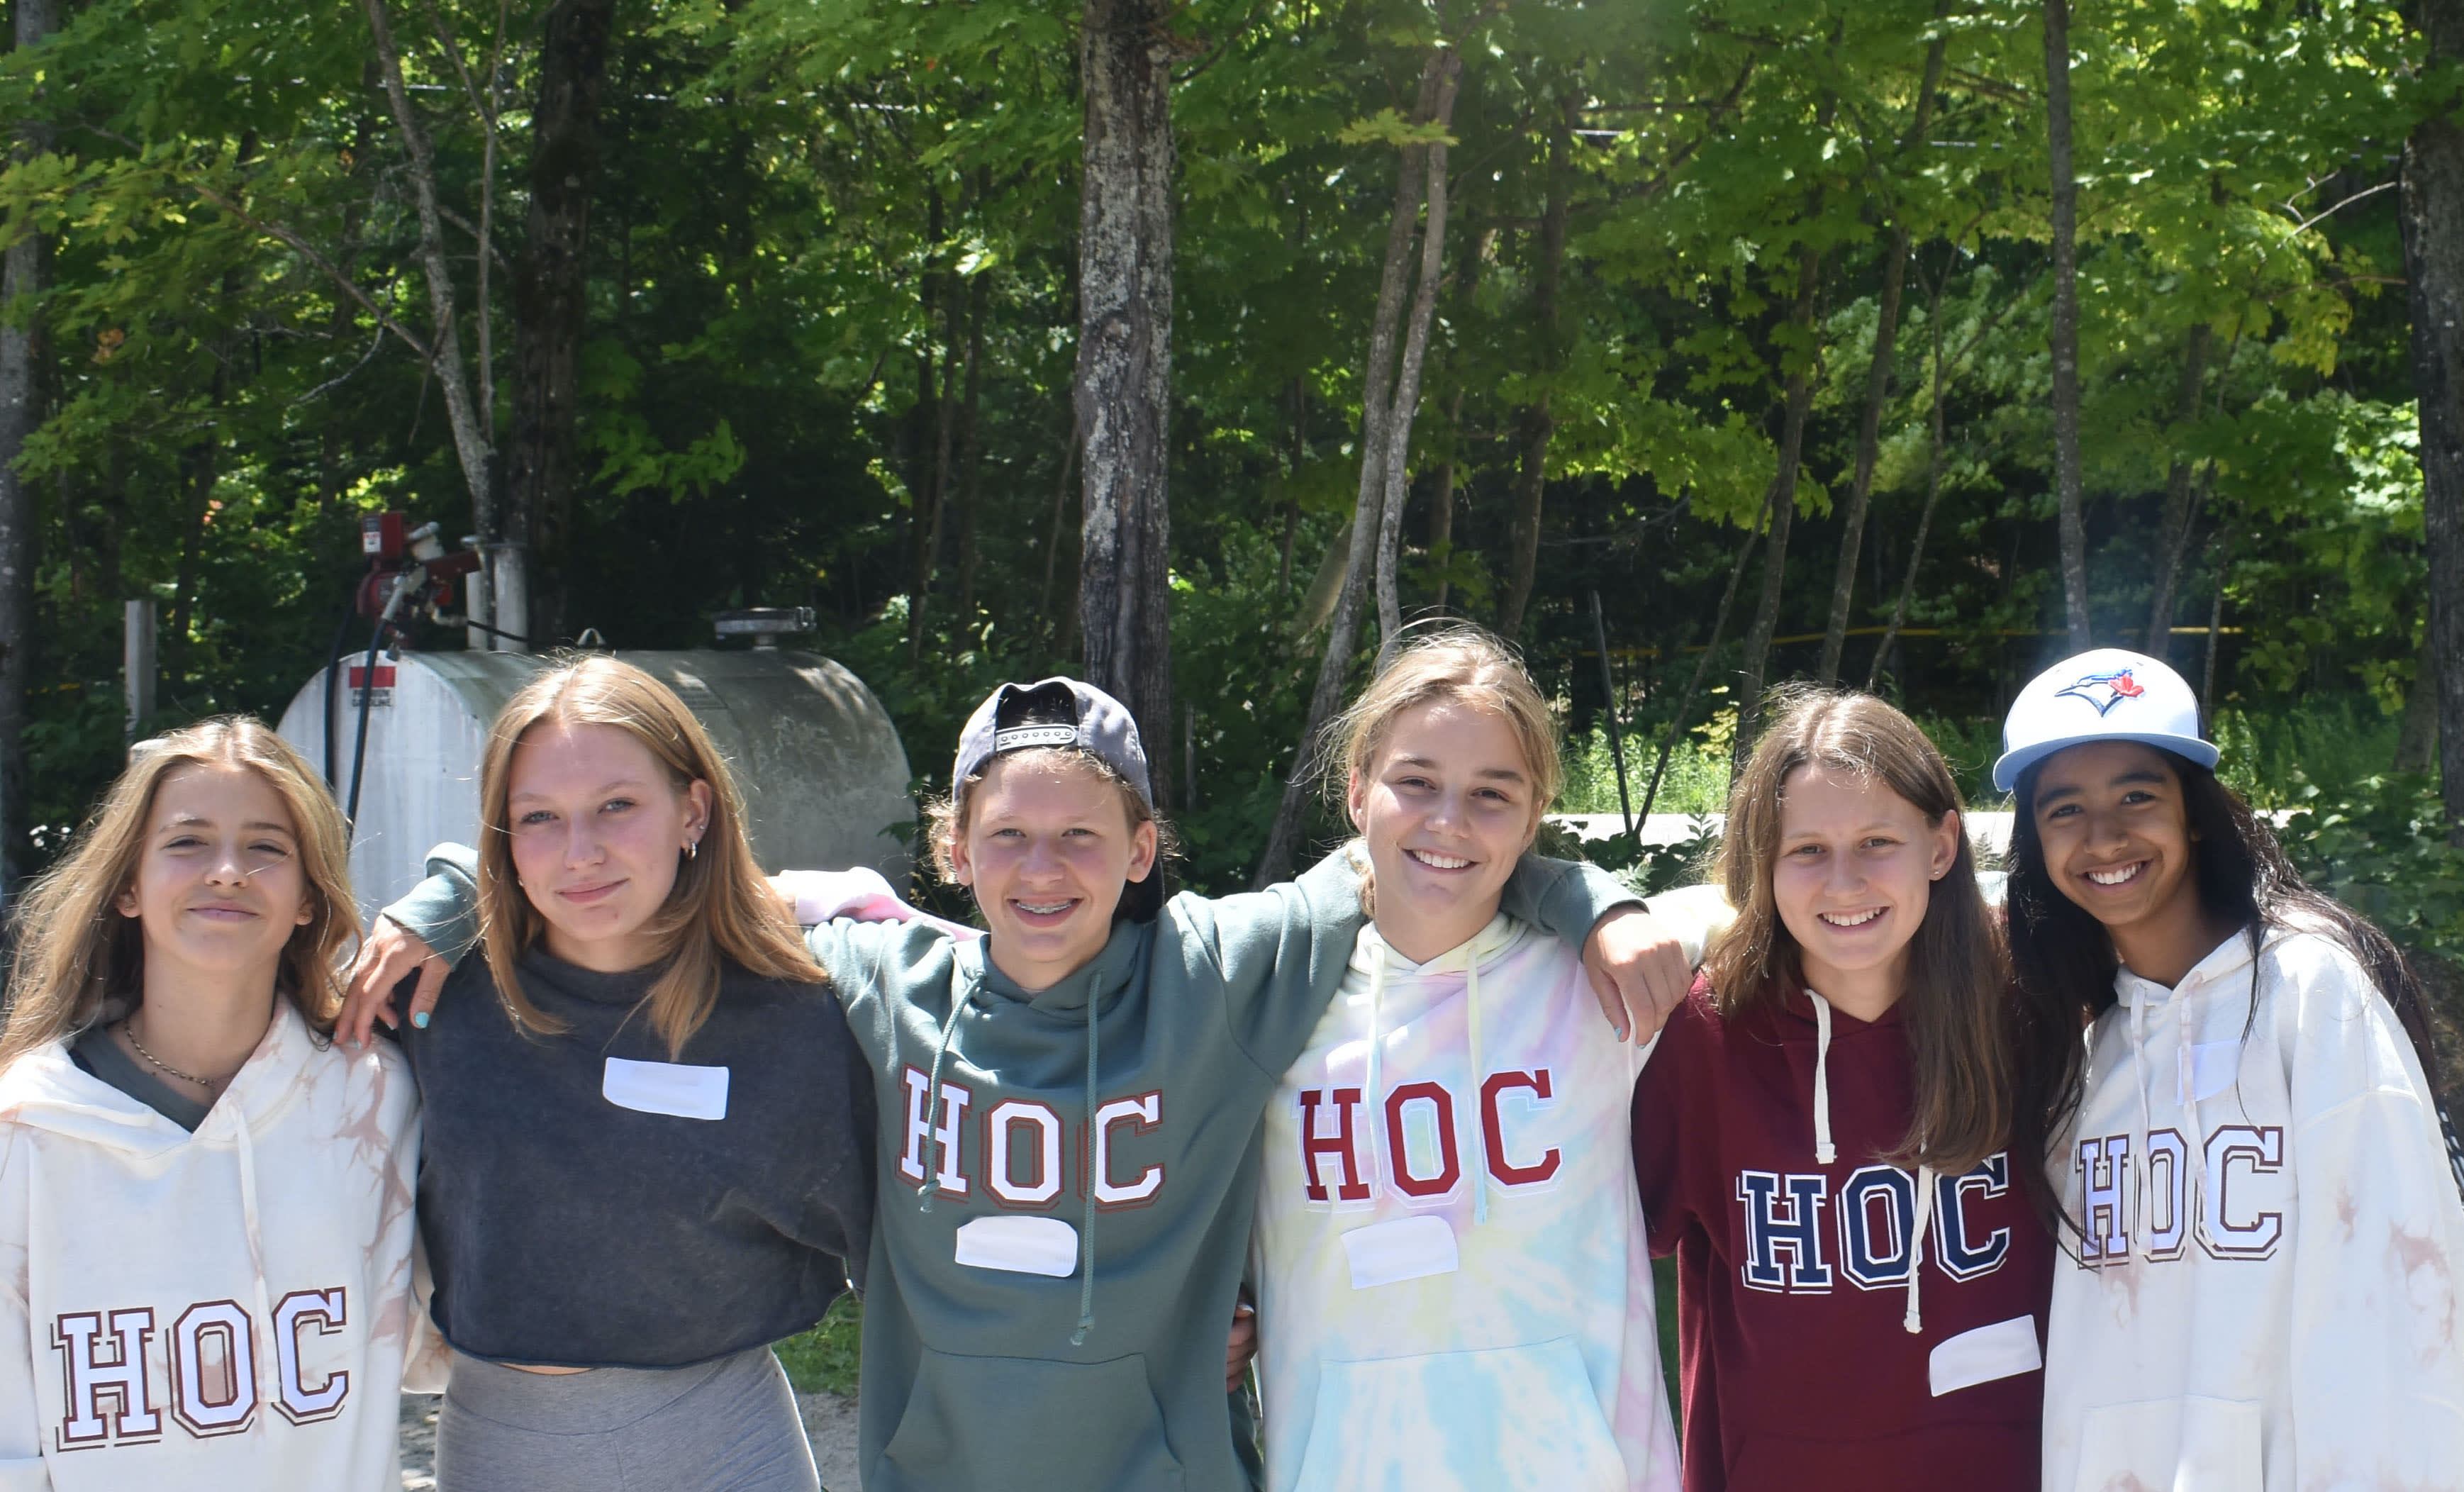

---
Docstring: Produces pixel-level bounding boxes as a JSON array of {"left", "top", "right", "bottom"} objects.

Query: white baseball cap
[{"left": 1992, "top": 647, "right": 2220, "bottom": 792}]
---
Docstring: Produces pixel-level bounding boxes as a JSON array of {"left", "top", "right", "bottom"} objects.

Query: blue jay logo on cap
[{"left": 2053, "top": 668, "right": 2147, "bottom": 717}]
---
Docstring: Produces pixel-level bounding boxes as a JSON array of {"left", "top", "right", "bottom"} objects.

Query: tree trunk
[
  {"left": 1495, "top": 96, "right": 1575, "bottom": 642},
  {"left": 1815, "top": 21, "right": 1944, "bottom": 684},
  {"left": 0, "top": 0, "right": 55, "bottom": 893},
  {"left": 2045, "top": 0, "right": 2092, "bottom": 652},
  {"left": 1373, "top": 107, "right": 1457, "bottom": 655},
  {"left": 1428, "top": 390, "right": 1462, "bottom": 612},
  {"left": 506, "top": 0, "right": 614, "bottom": 650},
  {"left": 1733, "top": 241, "right": 1823, "bottom": 772},
  {"left": 1253, "top": 50, "right": 1456, "bottom": 889},
  {"left": 363, "top": 0, "right": 507, "bottom": 641},
  {"left": 957, "top": 272, "right": 988, "bottom": 620},
  {"left": 2143, "top": 322, "right": 2212, "bottom": 658},
  {"left": 1870, "top": 255, "right": 1957, "bottom": 692},
  {"left": 1641, "top": 524, "right": 1757, "bottom": 821},
  {"left": 2398, "top": 633, "right": 2441, "bottom": 776},
  {"left": 2404, "top": 0, "right": 2464, "bottom": 842},
  {"left": 1814, "top": 222, "right": 1910, "bottom": 686},
  {"left": 911, "top": 267, "right": 965, "bottom": 659},
  {"left": 1076, "top": 0, "right": 1179, "bottom": 806}
]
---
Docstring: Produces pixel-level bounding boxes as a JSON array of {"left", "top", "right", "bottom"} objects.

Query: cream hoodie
[
  {"left": 1252, "top": 913, "right": 1680, "bottom": 1492},
  {"left": 2044, "top": 925, "right": 2464, "bottom": 1492},
  {"left": 0, "top": 1004, "right": 430, "bottom": 1491}
]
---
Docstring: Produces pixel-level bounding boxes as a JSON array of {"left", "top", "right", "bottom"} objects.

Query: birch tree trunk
[
  {"left": 2402, "top": 0, "right": 2464, "bottom": 842},
  {"left": 2045, "top": 0, "right": 2092, "bottom": 652},
  {"left": 508, "top": 0, "right": 614, "bottom": 647},
  {"left": 363, "top": 0, "right": 511, "bottom": 642},
  {"left": 1253, "top": 49, "right": 1458, "bottom": 889},
  {"left": 1495, "top": 96, "right": 1574, "bottom": 642},
  {"left": 1077, "top": 0, "right": 1179, "bottom": 803},
  {"left": 1374, "top": 111, "right": 1456, "bottom": 654},
  {"left": 0, "top": 0, "right": 56, "bottom": 893}
]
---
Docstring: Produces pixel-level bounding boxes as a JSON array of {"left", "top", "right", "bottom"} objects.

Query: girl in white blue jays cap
[{"left": 1998, "top": 647, "right": 2464, "bottom": 1492}]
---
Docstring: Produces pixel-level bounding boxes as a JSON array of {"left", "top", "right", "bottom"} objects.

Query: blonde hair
[
  {"left": 476, "top": 656, "right": 822, "bottom": 1057},
  {"left": 1326, "top": 625, "right": 1563, "bottom": 814},
  {"left": 1, "top": 717, "right": 355, "bottom": 1074},
  {"left": 1705, "top": 687, "right": 2012, "bottom": 1173}
]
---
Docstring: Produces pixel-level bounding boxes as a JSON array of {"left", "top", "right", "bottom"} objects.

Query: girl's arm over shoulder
[
  {"left": 1187, "top": 845, "right": 1693, "bottom": 1066},
  {"left": 335, "top": 844, "right": 481, "bottom": 1045}
]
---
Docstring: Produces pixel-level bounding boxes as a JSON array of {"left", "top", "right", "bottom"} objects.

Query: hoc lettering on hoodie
[
  {"left": 2073, "top": 1123, "right": 2288, "bottom": 1264},
  {"left": 1734, "top": 1154, "right": 2017, "bottom": 1293},
  {"left": 48, "top": 1287, "right": 351, "bottom": 1450},
  {"left": 901, "top": 1066, "right": 1167, "bottom": 1209},
  {"left": 1291, "top": 1069, "right": 1566, "bottom": 1204}
]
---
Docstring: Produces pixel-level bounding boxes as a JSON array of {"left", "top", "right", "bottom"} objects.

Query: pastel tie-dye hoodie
[{"left": 1253, "top": 912, "right": 1680, "bottom": 1492}]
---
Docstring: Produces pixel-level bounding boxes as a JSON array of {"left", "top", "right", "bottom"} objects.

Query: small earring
[{"left": 685, "top": 840, "right": 699, "bottom": 861}]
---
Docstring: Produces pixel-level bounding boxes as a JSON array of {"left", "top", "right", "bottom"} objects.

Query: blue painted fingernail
[{"left": 411, "top": 1011, "right": 430, "bottom": 1030}]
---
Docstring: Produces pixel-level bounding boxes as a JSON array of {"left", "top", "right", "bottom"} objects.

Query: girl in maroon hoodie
[{"left": 1632, "top": 690, "right": 2052, "bottom": 1492}]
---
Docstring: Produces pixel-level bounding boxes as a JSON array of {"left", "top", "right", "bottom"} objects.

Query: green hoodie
[{"left": 383, "top": 845, "right": 1638, "bottom": 1492}]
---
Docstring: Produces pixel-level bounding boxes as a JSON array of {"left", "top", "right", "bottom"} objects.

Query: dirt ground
[{"left": 397, "top": 1387, "right": 864, "bottom": 1491}]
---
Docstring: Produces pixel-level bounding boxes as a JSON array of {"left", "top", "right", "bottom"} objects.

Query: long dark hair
[
  {"left": 1707, "top": 689, "right": 2015, "bottom": 1174},
  {"left": 2006, "top": 750, "right": 2439, "bottom": 1203}
]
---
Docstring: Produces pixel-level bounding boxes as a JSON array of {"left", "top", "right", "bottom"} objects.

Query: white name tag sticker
[
  {"left": 954, "top": 1215, "right": 1079, "bottom": 1277},
  {"left": 1929, "top": 1314, "right": 2041, "bottom": 1396},
  {"left": 602, "top": 1057, "right": 730, "bottom": 1122},
  {"left": 1341, "top": 1215, "right": 1459, "bottom": 1290}
]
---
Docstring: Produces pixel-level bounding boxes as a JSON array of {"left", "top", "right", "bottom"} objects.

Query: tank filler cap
[{"left": 713, "top": 607, "right": 816, "bottom": 650}]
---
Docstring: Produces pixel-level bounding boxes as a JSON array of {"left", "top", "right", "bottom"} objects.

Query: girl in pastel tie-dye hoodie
[{"left": 1251, "top": 628, "right": 1685, "bottom": 1492}]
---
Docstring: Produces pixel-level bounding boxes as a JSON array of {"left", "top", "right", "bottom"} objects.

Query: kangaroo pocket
[
  {"left": 1288, "top": 1337, "right": 1624, "bottom": 1492},
  {"left": 880, "top": 1348, "right": 1186, "bottom": 1492},
  {"left": 2072, "top": 1396, "right": 2262, "bottom": 1492}
]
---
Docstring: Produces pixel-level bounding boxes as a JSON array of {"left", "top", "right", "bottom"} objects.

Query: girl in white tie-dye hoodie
[{"left": 1251, "top": 628, "right": 1683, "bottom": 1492}]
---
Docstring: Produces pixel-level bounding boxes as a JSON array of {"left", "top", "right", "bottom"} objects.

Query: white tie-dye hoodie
[
  {"left": 2044, "top": 923, "right": 2464, "bottom": 1492},
  {"left": 1253, "top": 911, "right": 1680, "bottom": 1492},
  {"left": 0, "top": 1003, "right": 434, "bottom": 1492}
]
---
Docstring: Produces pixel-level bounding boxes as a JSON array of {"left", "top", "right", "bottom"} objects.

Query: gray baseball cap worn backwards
[{"left": 952, "top": 677, "right": 1164, "bottom": 919}]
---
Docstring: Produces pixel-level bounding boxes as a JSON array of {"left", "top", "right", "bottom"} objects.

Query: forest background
[{"left": 0, "top": 0, "right": 2460, "bottom": 1005}]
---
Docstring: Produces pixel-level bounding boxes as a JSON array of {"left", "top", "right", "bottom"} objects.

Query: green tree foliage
[{"left": 0, "top": 0, "right": 2439, "bottom": 912}]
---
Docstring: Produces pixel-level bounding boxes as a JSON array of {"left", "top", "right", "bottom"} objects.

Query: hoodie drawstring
[
  {"left": 1071, "top": 988, "right": 1098, "bottom": 1347},
  {"left": 230, "top": 1108, "right": 274, "bottom": 1447},
  {"left": 2178, "top": 974, "right": 2207, "bottom": 1251},
  {"left": 1466, "top": 950, "right": 1488, "bottom": 1226},
  {"left": 1904, "top": 1163, "right": 1934, "bottom": 1334},
  {"left": 1808, "top": 991, "right": 1837, "bottom": 1166},
  {"left": 2129, "top": 979, "right": 2156, "bottom": 1254},
  {"left": 916, "top": 992, "right": 970, "bottom": 1211},
  {"left": 1363, "top": 950, "right": 1388, "bottom": 1164}
]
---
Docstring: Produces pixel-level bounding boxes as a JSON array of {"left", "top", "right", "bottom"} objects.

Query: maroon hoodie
[{"left": 1630, "top": 976, "right": 2051, "bottom": 1492}]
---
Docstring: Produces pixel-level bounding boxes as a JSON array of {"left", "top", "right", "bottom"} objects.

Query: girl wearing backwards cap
[
  {"left": 345, "top": 670, "right": 1685, "bottom": 1492},
  {"left": 1998, "top": 648, "right": 2464, "bottom": 1491}
]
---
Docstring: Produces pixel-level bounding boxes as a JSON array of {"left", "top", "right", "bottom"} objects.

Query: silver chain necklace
[{"left": 123, "top": 1018, "right": 224, "bottom": 1091}]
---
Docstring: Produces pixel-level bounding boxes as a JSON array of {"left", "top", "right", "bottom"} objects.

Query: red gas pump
[{"left": 329, "top": 513, "right": 485, "bottom": 829}]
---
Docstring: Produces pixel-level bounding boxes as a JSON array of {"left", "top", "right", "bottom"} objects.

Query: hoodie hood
[{"left": 0, "top": 1001, "right": 320, "bottom": 1156}]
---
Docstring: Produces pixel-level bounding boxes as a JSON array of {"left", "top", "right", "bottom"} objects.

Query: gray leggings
[{"left": 437, "top": 1346, "right": 823, "bottom": 1492}]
